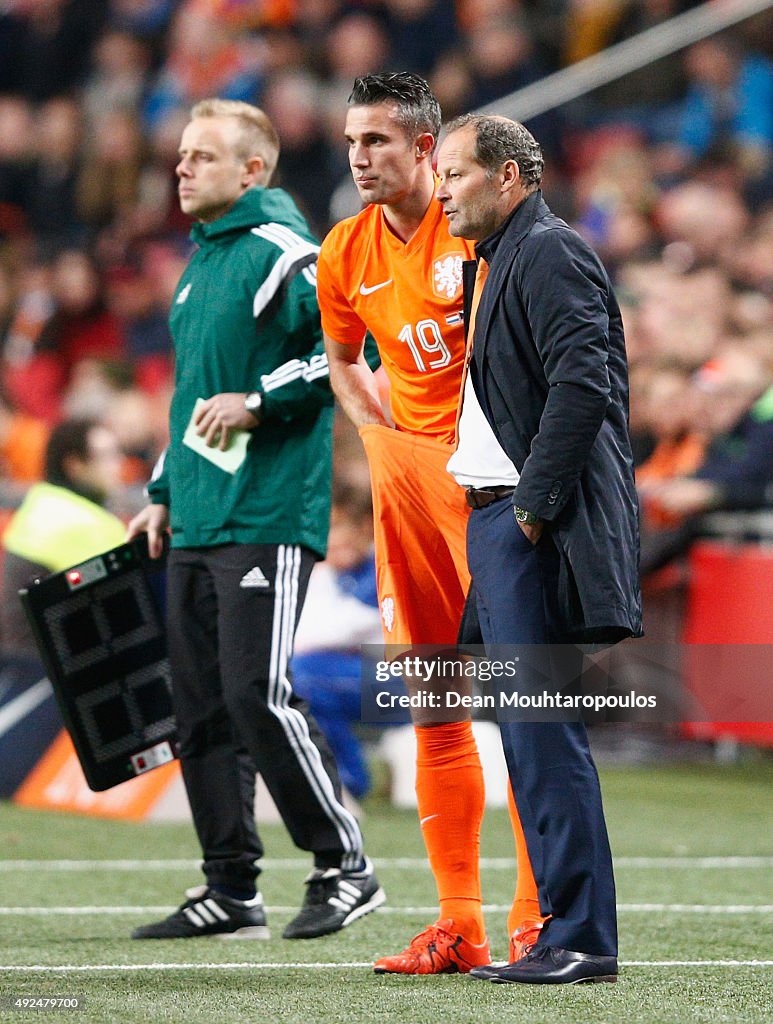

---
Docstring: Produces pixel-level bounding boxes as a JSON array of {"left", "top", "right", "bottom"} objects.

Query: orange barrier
[
  {"left": 682, "top": 541, "right": 773, "bottom": 747},
  {"left": 14, "top": 730, "right": 184, "bottom": 820}
]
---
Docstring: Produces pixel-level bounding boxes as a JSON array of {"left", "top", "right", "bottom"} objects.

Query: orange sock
[
  {"left": 415, "top": 721, "right": 486, "bottom": 944},
  {"left": 506, "top": 781, "right": 547, "bottom": 935}
]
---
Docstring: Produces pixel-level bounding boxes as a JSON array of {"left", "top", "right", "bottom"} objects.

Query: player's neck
[{"left": 382, "top": 175, "right": 436, "bottom": 244}]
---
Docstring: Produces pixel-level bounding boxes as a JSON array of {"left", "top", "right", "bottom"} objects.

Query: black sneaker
[
  {"left": 131, "top": 885, "right": 270, "bottom": 940},
  {"left": 282, "top": 857, "right": 385, "bottom": 939}
]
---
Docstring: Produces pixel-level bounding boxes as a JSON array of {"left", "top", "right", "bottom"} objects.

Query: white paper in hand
[{"left": 182, "top": 398, "right": 250, "bottom": 475}]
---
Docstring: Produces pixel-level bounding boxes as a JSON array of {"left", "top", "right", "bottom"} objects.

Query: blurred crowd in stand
[{"left": 0, "top": 0, "right": 771, "bottom": 657}]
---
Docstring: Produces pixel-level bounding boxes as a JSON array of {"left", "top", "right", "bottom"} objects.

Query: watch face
[{"left": 245, "top": 393, "right": 262, "bottom": 413}]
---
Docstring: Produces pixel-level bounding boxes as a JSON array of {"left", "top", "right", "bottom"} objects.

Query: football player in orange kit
[{"left": 318, "top": 72, "right": 545, "bottom": 974}]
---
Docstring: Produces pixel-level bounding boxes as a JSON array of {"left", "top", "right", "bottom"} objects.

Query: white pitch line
[
  {"left": 624, "top": 961, "right": 773, "bottom": 967},
  {"left": 0, "top": 904, "right": 771, "bottom": 916},
  {"left": 1, "top": 960, "right": 771, "bottom": 973},
  {"left": 0, "top": 856, "right": 771, "bottom": 871},
  {"left": 615, "top": 857, "right": 773, "bottom": 868},
  {"left": 619, "top": 904, "right": 773, "bottom": 914},
  {"left": 0, "top": 860, "right": 202, "bottom": 872},
  {"left": 0, "top": 962, "right": 374, "bottom": 972}
]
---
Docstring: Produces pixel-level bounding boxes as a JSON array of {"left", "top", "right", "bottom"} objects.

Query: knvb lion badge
[{"left": 432, "top": 253, "right": 464, "bottom": 301}]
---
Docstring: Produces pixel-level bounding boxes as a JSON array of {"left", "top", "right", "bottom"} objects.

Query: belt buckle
[{"left": 466, "top": 486, "right": 494, "bottom": 509}]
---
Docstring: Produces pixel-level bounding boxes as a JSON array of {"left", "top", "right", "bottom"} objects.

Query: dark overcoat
[{"left": 468, "top": 191, "right": 643, "bottom": 643}]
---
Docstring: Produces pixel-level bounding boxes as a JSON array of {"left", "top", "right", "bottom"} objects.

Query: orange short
[{"left": 359, "top": 424, "right": 470, "bottom": 646}]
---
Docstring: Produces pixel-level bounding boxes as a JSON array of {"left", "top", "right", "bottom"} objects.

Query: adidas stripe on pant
[{"left": 166, "top": 543, "right": 364, "bottom": 889}]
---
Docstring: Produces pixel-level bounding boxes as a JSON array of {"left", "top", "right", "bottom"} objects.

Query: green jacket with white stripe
[{"left": 147, "top": 186, "right": 332, "bottom": 557}]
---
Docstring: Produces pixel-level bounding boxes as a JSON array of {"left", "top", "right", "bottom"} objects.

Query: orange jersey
[{"left": 318, "top": 196, "right": 475, "bottom": 443}]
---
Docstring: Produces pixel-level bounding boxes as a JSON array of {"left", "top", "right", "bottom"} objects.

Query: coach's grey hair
[{"left": 444, "top": 114, "right": 544, "bottom": 190}]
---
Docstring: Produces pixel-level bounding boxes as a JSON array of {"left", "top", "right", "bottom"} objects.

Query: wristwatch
[
  {"left": 244, "top": 391, "right": 263, "bottom": 424},
  {"left": 514, "top": 506, "right": 539, "bottom": 525}
]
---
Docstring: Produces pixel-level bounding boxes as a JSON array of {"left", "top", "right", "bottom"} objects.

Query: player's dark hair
[
  {"left": 444, "top": 113, "right": 544, "bottom": 190},
  {"left": 45, "top": 418, "right": 99, "bottom": 489},
  {"left": 348, "top": 72, "right": 441, "bottom": 145}
]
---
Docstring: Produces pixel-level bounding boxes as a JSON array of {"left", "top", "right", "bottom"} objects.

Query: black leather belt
[{"left": 465, "top": 485, "right": 515, "bottom": 509}]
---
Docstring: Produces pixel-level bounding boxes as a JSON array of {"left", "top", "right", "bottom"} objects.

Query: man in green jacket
[{"left": 127, "top": 99, "right": 383, "bottom": 942}]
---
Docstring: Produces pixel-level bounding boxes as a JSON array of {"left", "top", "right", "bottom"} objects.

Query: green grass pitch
[{"left": 1, "top": 761, "right": 772, "bottom": 1023}]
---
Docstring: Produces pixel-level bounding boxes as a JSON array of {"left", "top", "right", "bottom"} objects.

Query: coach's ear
[{"left": 501, "top": 158, "right": 520, "bottom": 189}]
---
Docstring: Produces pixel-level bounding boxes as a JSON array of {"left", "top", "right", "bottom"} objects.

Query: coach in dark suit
[{"left": 437, "top": 114, "right": 643, "bottom": 985}]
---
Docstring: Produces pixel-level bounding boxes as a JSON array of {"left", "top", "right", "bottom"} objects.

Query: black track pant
[{"left": 166, "top": 543, "right": 364, "bottom": 888}]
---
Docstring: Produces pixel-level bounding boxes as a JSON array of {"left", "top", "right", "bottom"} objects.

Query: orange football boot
[
  {"left": 509, "top": 918, "right": 545, "bottom": 963},
  {"left": 373, "top": 919, "right": 491, "bottom": 975}
]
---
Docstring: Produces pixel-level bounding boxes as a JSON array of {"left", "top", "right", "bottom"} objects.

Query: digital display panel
[
  {"left": 74, "top": 662, "right": 175, "bottom": 764},
  {"left": 43, "top": 570, "right": 160, "bottom": 676},
  {"left": 20, "top": 537, "right": 178, "bottom": 791}
]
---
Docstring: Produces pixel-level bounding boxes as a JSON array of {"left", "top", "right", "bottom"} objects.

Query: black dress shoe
[
  {"left": 466, "top": 961, "right": 509, "bottom": 980},
  {"left": 469, "top": 946, "right": 618, "bottom": 985}
]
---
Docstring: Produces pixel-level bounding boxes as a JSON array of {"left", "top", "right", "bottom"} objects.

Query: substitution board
[{"left": 19, "top": 536, "right": 178, "bottom": 791}]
